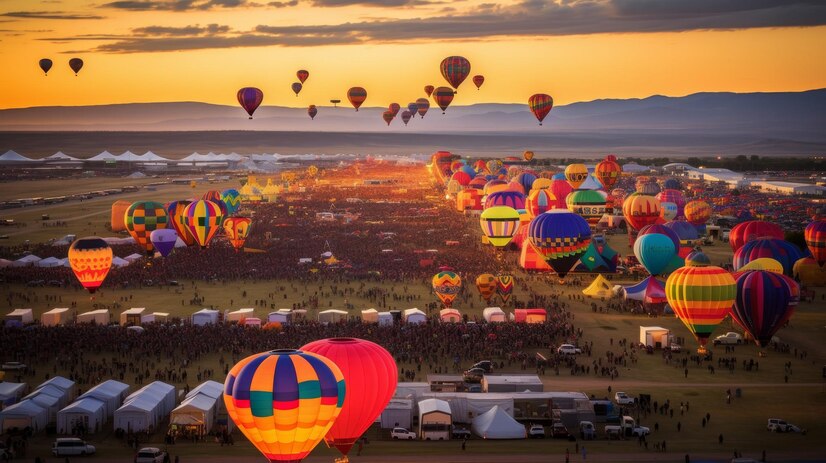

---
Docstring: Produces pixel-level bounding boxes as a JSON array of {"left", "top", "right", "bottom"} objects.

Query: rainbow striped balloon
[
  {"left": 665, "top": 265, "right": 736, "bottom": 350},
  {"left": 224, "top": 349, "right": 345, "bottom": 463},
  {"left": 183, "top": 200, "right": 223, "bottom": 248}
]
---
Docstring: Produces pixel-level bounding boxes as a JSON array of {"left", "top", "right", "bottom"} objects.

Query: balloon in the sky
[
  {"left": 496, "top": 275, "right": 514, "bottom": 304},
  {"left": 382, "top": 110, "right": 394, "bottom": 126},
  {"left": 633, "top": 233, "right": 677, "bottom": 275},
  {"left": 388, "top": 103, "right": 400, "bottom": 117},
  {"left": 224, "top": 349, "right": 345, "bottom": 463},
  {"left": 432, "top": 271, "right": 462, "bottom": 307},
  {"left": 528, "top": 93, "right": 553, "bottom": 125},
  {"left": 622, "top": 193, "right": 661, "bottom": 231},
  {"left": 415, "top": 98, "right": 430, "bottom": 118},
  {"left": 564, "top": 164, "right": 589, "bottom": 190},
  {"left": 221, "top": 189, "right": 242, "bottom": 216},
  {"left": 300, "top": 338, "right": 396, "bottom": 458},
  {"left": 296, "top": 69, "right": 309, "bottom": 83},
  {"left": 69, "top": 58, "right": 83, "bottom": 76},
  {"left": 166, "top": 200, "right": 195, "bottom": 246},
  {"left": 39, "top": 58, "right": 53, "bottom": 76},
  {"left": 347, "top": 87, "right": 367, "bottom": 111},
  {"left": 184, "top": 200, "right": 224, "bottom": 248},
  {"left": 475, "top": 274, "right": 497, "bottom": 302},
  {"left": 730, "top": 220, "right": 784, "bottom": 252},
  {"left": 68, "top": 237, "right": 112, "bottom": 294},
  {"left": 804, "top": 220, "right": 826, "bottom": 267},
  {"left": 440, "top": 56, "right": 471, "bottom": 90},
  {"left": 237, "top": 87, "right": 264, "bottom": 119},
  {"left": 407, "top": 102, "right": 418, "bottom": 116},
  {"left": 224, "top": 216, "right": 252, "bottom": 251},
  {"left": 523, "top": 150, "right": 534, "bottom": 162},
  {"left": 433, "top": 86, "right": 455, "bottom": 114},
  {"left": 732, "top": 270, "right": 797, "bottom": 347},
  {"left": 124, "top": 201, "right": 169, "bottom": 255},
  {"left": 308, "top": 105, "right": 318, "bottom": 120},
  {"left": 480, "top": 206, "right": 521, "bottom": 247},
  {"left": 472, "top": 75, "right": 485, "bottom": 90},
  {"left": 525, "top": 188, "right": 555, "bottom": 219},
  {"left": 400, "top": 110, "right": 413, "bottom": 126},
  {"left": 733, "top": 238, "right": 804, "bottom": 277},
  {"left": 684, "top": 200, "right": 712, "bottom": 226},
  {"left": 150, "top": 229, "right": 178, "bottom": 257},
  {"left": 291, "top": 82, "right": 303, "bottom": 96},
  {"left": 424, "top": 85, "right": 435, "bottom": 97},
  {"left": 595, "top": 156, "right": 622, "bottom": 190},
  {"left": 528, "top": 210, "right": 592, "bottom": 279}
]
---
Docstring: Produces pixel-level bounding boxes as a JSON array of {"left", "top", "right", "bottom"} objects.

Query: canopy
[
  {"left": 511, "top": 308, "right": 546, "bottom": 323},
  {"left": 622, "top": 276, "right": 666, "bottom": 303},
  {"left": 78, "top": 379, "right": 129, "bottom": 418},
  {"left": 0, "top": 382, "right": 26, "bottom": 405},
  {"left": 37, "top": 256, "right": 62, "bottom": 268},
  {"left": 186, "top": 381, "right": 223, "bottom": 400},
  {"left": 115, "top": 381, "right": 176, "bottom": 433},
  {"left": 361, "top": 308, "right": 378, "bottom": 323},
  {"left": 471, "top": 405, "right": 526, "bottom": 439},
  {"left": 267, "top": 310, "right": 291, "bottom": 324},
  {"left": 170, "top": 394, "right": 217, "bottom": 432},
  {"left": 192, "top": 309, "right": 219, "bottom": 326},
  {"left": 483, "top": 307, "right": 506, "bottom": 323},
  {"left": 582, "top": 275, "right": 614, "bottom": 298},
  {"left": 41, "top": 308, "right": 70, "bottom": 326},
  {"left": 0, "top": 400, "right": 48, "bottom": 432},
  {"left": 226, "top": 308, "right": 255, "bottom": 322},
  {"left": 377, "top": 312, "right": 394, "bottom": 326},
  {"left": 318, "top": 309, "right": 348, "bottom": 324},
  {"left": 5, "top": 308, "right": 33, "bottom": 325},
  {"left": 0, "top": 150, "right": 38, "bottom": 163},
  {"left": 57, "top": 397, "right": 106, "bottom": 434},
  {"left": 439, "top": 308, "right": 462, "bottom": 323},
  {"left": 77, "top": 309, "right": 110, "bottom": 325},
  {"left": 13, "top": 255, "right": 41, "bottom": 266},
  {"left": 404, "top": 308, "right": 427, "bottom": 324}
]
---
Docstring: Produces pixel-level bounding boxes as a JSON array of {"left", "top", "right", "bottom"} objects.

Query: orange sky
[{"left": 1, "top": 0, "right": 825, "bottom": 109}]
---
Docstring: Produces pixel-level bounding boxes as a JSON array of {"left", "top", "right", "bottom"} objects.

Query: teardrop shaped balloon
[
  {"left": 347, "top": 87, "right": 367, "bottom": 111},
  {"left": 296, "top": 69, "right": 309, "bottom": 84},
  {"left": 472, "top": 75, "right": 484, "bottom": 90},
  {"left": 388, "top": 103, "right": 400, "bottom": 117},
  {"left": 307, "top": 105, "right": 318, "bottom": 120},
  {"left": 528, "top": 210, "right": 592, "bottom": 279},
  {"left": 732, "top": 270, "right": 797, "bottom": 347},
  {"left": 150, "top": 228, "right": 178, "bottom": 257},
  {"left": 475, "top": 274, "right": 497, "bottom": 302},
  {"left": 184, "top": 200, "right": 224, "bottom": 248},
  {"left": 237, "top": 87, "right": 264, "bottom": 119},
  {"left": 440, "top": 56, "right": 471, "bottom": 90},
  {"left": 69, "top": 58, "right": 83, "bottom": 76},
  {"left": 433, "top": 86, "right": 455, "bottom": 114},
  {"left": 415, "top": 98, "right": 430, "bottom": 118},
  {"left": 564, "top": 164, "right": 588, "bottom": 190},
  {"left": 291, "top": 82, "right": 302, "bottom": 96},
  {"left": 224, "top": 216, "right": 252, "bottom": 251},
  {"left": 300, "top": 338, "right": 397, "bottom": 458},
  {"left": 528, "top": 93, "right": 553, "bottom": 125},
  {"left": 804, "top": 219, "right": 826, "bottom": 267},
  {"left": 224, "top": 349, "right": 345, "bottom": 463},
  {"left": 432, "top": 271, "right": 462, "bottom": 307},
  {"left": 595, "top": 156, "right": 622, "bottom": 190},
  {"left": 382, "top": 110, "right": 394, "bottom": 126},
  {"left": 68, "top": 237, "right": 112, "bottom": 294},
  {"left": 124, "top": 201, "right": 169, "bottom": 255},
  {"left": 39, "top": 58, "right": 53, "bottom": 76},
  {"left": 496, "top": 275, "right": 514, "bottom": 304},
  {"left": 666, "top": 264, "right": 736, "bottom": 351},
  {"left": 400, "top": 110, "right": 412, "bottom": 126},
  {"left": 480, "top": 206, "right": 521, "bottom": 247},
  {"left": 407, "top": 102, "right": 418, "bottom": 116},
  {"left": 424, "top": 85, "right": 435, "bottom": 97},
  {"left": 523, "top": 150, "right": 534, "bottom": 161}
]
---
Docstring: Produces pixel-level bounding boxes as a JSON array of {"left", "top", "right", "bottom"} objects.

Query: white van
[{"left": 52, "top": 438, "right": 96, "bottom": 456}]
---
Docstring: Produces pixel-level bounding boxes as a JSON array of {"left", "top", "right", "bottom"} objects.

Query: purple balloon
[{"left": 150, "top": 229, "right": 178, "bottom": 257}]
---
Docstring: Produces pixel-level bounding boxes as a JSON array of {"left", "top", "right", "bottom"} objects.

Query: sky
[{"left": 1, "top": 0, "right": 825, "bottom": 109}]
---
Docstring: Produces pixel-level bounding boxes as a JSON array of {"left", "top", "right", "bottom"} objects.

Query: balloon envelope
[
  {"left": 432, "top": 271, "right": 462, "bottom": 307},
  {"left": 237, "top": 87, "right": 264, "bottom": 119},
  {"left": 480, "top": 206, "right": 521, "bottom": 247},
  {"left": 733, "top": 238, "right": 803, "bottom": 277},
  {"left": 634, "top": 233, "right": 677, "bottom": 275},
  {"left": 150, "top": 229, "right": 178, "bottom": 257},
  {"left": 69, "top": 58, "right": 83, "bottom": 75},
  {"left": 665, "top": 265, "right": 736, "bottom": 349},
  {"left": 124, "top": 201, "right": 169, "bottom": 254},
  {"left": 528, "top": 94, "right": 553, "bottom": 125},
  {"left": 476, "top": 274, "right": 497, "bottom": 301},
  {"left": 730, "top": 221, "right": 784, "bottom": 252},
  {"left": 184, "top": 200, "right": 224, "bottom": 248},
  {"left": 732, "top": 271, "right": 797, "bottom": 347},
  {"left": 433, "top": 86, "right": 455, "bottom": 113},
  {"left": 224, "top": 216, "right": 252, "bottom": 251},
  {"left": 804, "top": 220, "right": 826, "bottom": 267},
  {"left": 68, "top": 237, "right": 112, "bottom": 294},
  {"left": 347, "top": 87, "right": 367, "bottom": 111},
  {"left": 440, "top": 56, "right": 471, "bottom": 90},
  {"left": 39, "top": 58, "right": 53, "bottom": 75},
  {"left": 496, "top": 275, "right": 514, "bottom": 304},
  {"left": 528, "top": 210, "right": 591, "bottom": 279}
]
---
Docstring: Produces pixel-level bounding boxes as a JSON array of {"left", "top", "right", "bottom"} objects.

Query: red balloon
[
  {"left": 424, "top": 85, "right": 435, "bottom": 97},
  {"left": 440, "top": 56, "right": 471, "bottom": 90},
  {"left": 296, "top": 69, "right": 309, "bottom": 83},
  {"left": 730, "top": 220, "right": 784, "bottom": 252},
  {"left": 432, "top": 86, "right": 455, "bottom": 114},
  {"left": 528, "top": 93, "right": 554, "bottom": 125},
  {"left": 347, "top": 87, "right": 367, "bottom": 111},
  {"left": 237, "top": 87, "right": 263, "bottom": 119},
  {"left": 382, "top": 110, "right": 394, "bottom": 126},
  {"left": 472, "top": 75, "right": 485, "bottom": 90}
]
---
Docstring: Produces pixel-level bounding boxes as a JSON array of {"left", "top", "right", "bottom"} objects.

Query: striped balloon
[
  {"left": 733, "top": 238, "right": 803, "bottom": 277},
  {"left": 528, "top": 93, "right": 554, "bottom": 125},
  {"left": 496, "top": 275, "right": 514, "bottom": 304},
  {"left": 804, "top": 220, "right": 826, "bottom": 267},
  {"left": 525, "top": 188, "right": 555, "bottom": 219},
  {"left": 184, "top": 200, "right": 224, "bottom": 248},
  {"left": 665, "top": 265, "right": 736, "bottom": 350},
  {"left": 347, "top": 87, "right": 367, "bottom": 111},
  {"left": 440, "top": 56, "right": 471, "bottom": 90},
  {"left": 224, "top": 349, "right": 345, "bottom": 463},
  {"left": 732, "top": 270, "right": 797, "bottom": 347},
  {"left": 485, "top": 190, "right": 526, "bottom": 210},
  {"left": 166, "top": 200, "right": 195, "bottom": 246},
  {"left": 480, "top": 206, "right": 521, "bottom": 247}
]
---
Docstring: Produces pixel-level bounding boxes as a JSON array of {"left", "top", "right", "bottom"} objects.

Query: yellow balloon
[
  {"left": 739, "top": 258, "right": 783, "bottom": 274},
  {"left": 564, "top": 164, "right": 589, "bottom": 189}
]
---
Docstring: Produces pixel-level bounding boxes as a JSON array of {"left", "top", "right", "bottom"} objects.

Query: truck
[{"left": 604, "top": 416, "right": 650, "bottom": 438}]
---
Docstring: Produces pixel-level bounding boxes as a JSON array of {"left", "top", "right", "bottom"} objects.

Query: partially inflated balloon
[
  {"left": 485, "top": 191, "right": 526, "bottom": 210},
  {"left": 221, "top": 189, "right": 242, "bottom": 216},
  {"left": 433, "top": 86, "right": 455, "bottom": 113},
  {"left": 528, "top": 94, "right": 553, "bottom": 125},
  {"left": 634, "top": 233, "right": 677, "bottom": 275},
  {"left": 564, "top": 164, "right": 588, "bottom": 190},
  {"left": 480, "top": 206, "right": 521, "bottom": 247},
  {"left": 432, "top": 271, "right": 462, "bottom": 307},
  {"left": 804, "top": 220, "right": 826, "bottom": 267},
  {"left": 39, "top": 58, "right": 53, "bottom": 76},
  {"left": 496, "top": 275, "right": 514, "bottom": 304},
  {"left": 224, "top": 216, "right": 252, "bottom": 251},
  {"left": 732, "top": 271, "right": 797, "bottom": 347},
  {"left": 184, "top": 200, "right": 223, "bottom": 248},
  {"left": 224, "top": 349, "right": 345, "bottom": 463},
  {"left": 440, "top": 56, "right": 471, "bottom": 90},
  {"left": 638, "top": 224, "right": 681, "bottom": 252},
  {"left": 738, "top": 258, "right": 784, "bottom": 274},
  {"left": 69, "top": 58, "right": 83, "bottom": 76},
  {"left": 528, "top": 210, "right": 592, "bottom": 279},
  {"left": 472, "top": 75, "right": 485, "bottom": 89},
  {"left": 730, "top": 221, "right": 784, "bottom": 252},
  {"left": 476, "top": 274, "right": 497, "bottom": 302},
  {"left": 111, "top": 200, "right": 131, "bottom": 232},
  {"left": 548, "top": 180, "right": 572, "bottom": 210},
  {"left": 124, "top": 201, "right": 169, "bottom": 255},
  {"left": 347, "top": 87, "right": 367, "bottom": 111},
  {"left": 68, "top": 237, "right": 112, "bottom": 294},
  {"left": 665, "top": 264, "right": 736, "bottom": 351},
  {"left": 793, "top": 257, "right": 826, "bottom": 286},
  {"left": 237, "top": 87, "right": 264, "bottom": 119},
  {"left": 150, "top": 229, "right": 178, "bottom": 257},
  {"left": 296, "top": 69, "right": 309, "bottom": 83}
]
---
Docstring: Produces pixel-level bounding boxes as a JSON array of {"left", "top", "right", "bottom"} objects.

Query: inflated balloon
[
  {"left": 622, "top": 193, "right": 661, "bottom": 232},
  {"left": 531, "top": 177, "right": 552, "bottom": 191},
  {"left": 664, "top": 220, "right": 699, "bottom": 244},
  {"left": 224, "top": 349, "right": 345, "bottom": 463},
  {"left": 486, "top": 159, "right": 503, "bottom": 175},
  {"left": 528, "top": 94, "right": 553, "bottom": 125},
  {"left": 39, "top": 58, "right": 53, "bottom": 76},
  {"left": 733, "top": 238, "right": 804, "bottom": 277},
  {"left": 638, "top": 224, "right": 681, "bottom": 252},
  {"left": 685, "top": 249, "right": 712, "bottom": 267},
  {"left": 665, "top": 263, "right": 736, "bottom": 351},
  {"left": 480, "top": 206, "right": 521, "bottom": 247},
  {"left": 663, "top": 178, "right": 681, "bottom": 190},
  {"left": 684, "top": 200, "right": 711, "bottom": 226},
  {"left": 730, "top": 221, "right": 784, "bottom": 252},
  {"left": 307, "top": 105, "right": 318, "bottom": 120},
  {"left": 150, "top": 229, "right": 178, "bottom": 257},
  {"left": 221, "top": 189, "right": 242, "bottom": 216},
  {"left": 424, "top": 85, "right": 435, "bottom": 97},
  {"left": 68, "top": 237, "right": 112, "bottom": 294},
  {"left": 69, "top": 58, "right": 83, "bottom": 76},
  {"left": 566, "top": 190, "right": 608, "bottom": 226},
  {"left": 440, "top": 56, "right": 471, "bottom": 90},
  {"left": 111, "top": 200, "right": 131, "bottom": 232},
  {"left": 656, "top": 189, "right": 685, "bottom": 217},
  {"left": 732, "top": 271, "right": 797, "bottom": 347},
  {"left": 475, "top": 274, "right": 497, "bottom": 302},
  {"left": 166, "top": 200, "right": 195, "bottom": 246},
  {"left": 485, "top": 191, "right": 525, "bottom": 210},
  {"left": 301, "top": 338, "right": 396, "bottom": 457},
  {"left": 407, "top": 102, "right": 418, "bottom": 117},
  {"left": 432, "top": 271, "right": 462, "bottom": 307},
  {"left": 564, "top": 164, "right": 589, "bottom": 190},
  {"left": 523, "top": 150, "right": 534, "bottom": 162},
  {"left": 237, "top": 87, "right": 264, "bottom": 119},
  {"left": 548, "top": 179, "right": 573, "bottom": 210},
  {"left": 451, "top": 170, "right": 472, "bottom": 186},
  {"left": 793, "top": 257, "right": 826, "bottom": 286},
  {"left": 347, "top": 87, "right": 367, "bottom": 111},
  {"left": 291, "top": 82, "right": 302, "bottom": 96},
  {"left": 804, "top": 220, "right": 826, "bottom": 267},
  {"left": 296, "top": 69, "right": 309, "bottom": 84},
  {"left": 660, "top": 202, "right": 678, "bottom": 221},
  {"left": 496, "top": 275, "right": 514, "bottom": 304},
  {"left": 446, "top": 179, "right": 462, "bottom": 196},
  {"left": 525, "top": 188, "right": 555, "bottom": 219},
  {"left": 595, "top": 156, "right": 622, "bottom": 190},
  {"left": 184, "top": 200, "right": 224, "bottom": 248},
  {"left": 433, "top": 86, "right": 455, "bottom": 114},
  {"left": 224, "top": 216, "right": 252, "bottom": 251},
  {"left": 634, "top": 233, "right": 677, "bottom": 275},
  {"left": 738, "top": 258, "right": 784, "bottom": 274},
  {"left": 514, "top": 172, "right": 537, "bottom": 193},
  {"left": 637, "top": 182, "right": 661, "bottom": 196},
  {"left": 382, "top": 110, "right": 394, "bottom": 126},
  {"left": 528, "top": 210, "right": 592, "bottom": 279},
  {"left": 472, "top": 75, "right": 485, "bottom": 90},
  {"left": 124, "top": 201, "right": 169, "bottom": 255}
]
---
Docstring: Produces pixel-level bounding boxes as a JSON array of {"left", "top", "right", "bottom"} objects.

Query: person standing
[{"left": 581, "top": 445, "right": 587, "bottom": 461}]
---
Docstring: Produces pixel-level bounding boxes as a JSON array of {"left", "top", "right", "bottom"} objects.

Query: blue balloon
[
  {"left": 733, "top": 238, "right": 804, "bottom": 277},
  {"left": 638, "top": 224, "right": 681, "bottom": 251},
  {"left": 515, "top": 172, "right": 537, "bottom": 193},
  {"left": 663, "top": 220, "right": 699, "bottom": 242},
  {"left": 528, "top": 210, "right": 592, "bottom": 279},
  {"left": 634, "top": 233, "right": 677, "bottom": 275},
  {"left": 150, "top": 229, "right": 178, "bottom": 257},
  {"left": 460, "top": 165, "right": 476, "bottom": 178}
]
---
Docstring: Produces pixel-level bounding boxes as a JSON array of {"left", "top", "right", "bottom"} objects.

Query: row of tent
[
  {"left": 4, "top": 308, "right": 170, "bottom": 327},
  {"left": 0, "top": 254, "right": 138, "bottom": 269},
  {"left": 0, "top": 150, "right": 364, "bottom": 164}
]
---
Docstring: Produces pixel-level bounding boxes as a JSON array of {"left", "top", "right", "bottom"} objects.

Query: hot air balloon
[
  {"left": 224, "top": 349, "right": 345, "bottom": 463},
  {"left": 732, "top": 270, "right": 797, "bottom": 347},
  {"left": 528, "top": 210, "right": 592, "bottom": 279},
  {"left": 525, "top": 188, "right": 555, "bottom": 219},
  {"left": 480, "top": 206, "right": 520, "bottom": 247},
  {"left": 733, "top": 238, "right": 804, "bottom": 277},
  {"left": 595, "top": 156, "right": 622, "bottom": 190},
  {"left": 347, "top": 87, "right": 367, "bottom": 111},
  {"left": 424, "top": 85, "right": 435, "bottom": 97},
  {"left": 660, "top": 203, "right": 678, "bottom": 221},
  {"left": 300, "top": 338, "right": 396, "bottom": 458},
  {"left": 224, "top": 216, "right": 252, "bottom": 251},
  {"left": 307, "top": 105, "right": 318, "bottom": 120},
  {"left": 729, "top": 220, "right": 784, "bottom": 252},
  {"left": 664, "top": 220, "right": 699, "bottom": 244},
  {"left": 622, "top": 193, "right": 661, "bottom": 233},
  {"left": 486, "top": 159, "right": 503, "bottom": 175},
  {"left": 150, "top": 229, "right": 178, "bottom": 257},
  {"left": 665, "top": 257, "right": 736, "bottom": 352},
  {"left": 433, "top": 86, "right": 455, "bottom": 114},
  {"left": 407, "top": 102, "right": 418, "bottom": 116},
  {"left": 684, "top": 200, "right": 711, "bottom": 227},
  {"left": 451, "top": 170, "right": 472, "bottom": 186},
  {"left": 166, "top": 200, "right": 195, "bottom": 246},
  {"left": 111, "top": 200, "right": 131, "bottom": 232},
  {"left": 69, "top": 58, "right": 83, "bottom": 76},
  {"left": 237, "top": 87, "right": 264, "bottom": 119},
  {"left": 663, "top": 178, "right": 681, "bottom": 190},
  {"left": 39, "top": 58, "right": 52, "bottom": 76},
  {"left": 400, "top": 110, "right": 412, "bottom": 126},
  {"left": 656, "top": 189, "right": 686, "bottom": 217},
  {"left": 440, "top": 56, "right": 471, "bottom": 90},
  {"left": 291, "top": 82, "right": 303, "bottom": 96},
  {"left": 475, "top": 274, "right": 497, "bottom": 302},
  {"left": 382, "top": 110, "right": 394, "bottom": 126},
  {"left": 415, "top": 98, "right": 430, "bottom": 118},
  {"left": 793, "top": 257, "right": 826, "bottom": 286},
  {"left": 496, "top": 275, "right": 514, "bottom": 304},
  {"left": 638, "top": 224, "right": 681, "bottom": 252},
  {"left": 738, "top": 258, "right": 784, "bottom": 274},
  {"left": 485, "top": 191, "right": 525, "bottom": 210},
  {"left": 296, "top": 69, "right": 309, "bottom": 84},
  {"left": 68, "top": 237, "right": 112, "bottom": 294},
  {"left": 432, "top": 271, "right": 462, "bottom": 307},
  {"left": 184, "top": 200, "right": 224, "bottom": 248},
  {"left": 528, "top": 94, "right": 553, "bottom": 125},
  {"left": 804, "top": 220, "right": 826, "bottom": 267},
  {"left": 563, "top": 164, "right": 588, "bottom": 190},
  {"left": 523, "top": 150, "right": 534, "bottom": 162},
  {"left": 514, "top": 172, "right": 536, "bottom": 193},
  {"left": 221, "top": 189, "right": 242, "bottom": 216},
  {"left": 548, "top": 179, "right": 572, "bottom": 210},
  {"left": 388, "top": 103, "right": 400, "bottom": 117},
  {"left": 472, "top": 75, "right": 484, "bottom": 90},
  {"left": 633, "top": 233, "right": 677, "bottom": 275},
  {"left": 566, "top": 190, "right": 608, "bottom": 226},
  {"left": 124, "top": 201, "right": 169, "bottom": 255},
  {"left": 637, "top": 182, "right": 660, "bottom": 196}
]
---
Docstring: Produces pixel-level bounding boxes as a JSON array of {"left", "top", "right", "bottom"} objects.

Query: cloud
[
  {"left": 132, "top": 23, "right": 231, "bottom": 36},
  {"left": 1, "top": 11, "right": 104, "bottom": 19},
  {"left": 98, "top": 0, "right": 288, "bottom": 10},
  {"left": 268, "top": 0, "right": 298, "bottom": 7},
  {"left": 309, "top": 0, "right": 439, "bottom": 6}
]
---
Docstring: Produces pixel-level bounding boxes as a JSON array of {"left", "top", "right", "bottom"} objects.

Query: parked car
[
  {"left": 528, "top": 425, "right": 545, "bottom": 438},
  {"left": 767, "top": 418, "right": 789, "bottom": 432},
  {"left": 713, "top": 332, "right": 743, "bottom": 345},
  {"left": 557, "top": 344, "right": 582, "bottom": 355},
  {"left": 550, "top": 422, "right": 572, "bottom": 439},
  {"left": 52, "top": 438, "right": 96, "bottom": 456},
  {"left": 471, "top": 360, "right": 494, "bottom": 373},
  {"left": 452, "top": 427, "right": 471, "bottom": 439},
  {"left": 391, "top": 428, "right": 417, "bottom": 440},
  {"left": 614, "top": 392, "right": 635, "bottom": 405},
  {"left": 669, "top": 344, "right": 682, "bottom": 353},
  {"left": 1, "top": 362, "right": 26, "bottom": 371},
  {"left": 135, "top": 447, "right": 167, "bottom": 463},
  {"left": 463, "top": 367, "right": 485, "bottom": 383}
]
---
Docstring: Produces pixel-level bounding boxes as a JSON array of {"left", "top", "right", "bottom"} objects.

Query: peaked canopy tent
[
  {"left": 29, "top": 391, "right": 61, "bottom": 423},
  {"left": 267, "top": 309, "right": 292, "bottom": 325},
  {"left": 31, "top": 377, "right": 76, "bottom": 407},
  {"left": 471, "top": 405, "right": 526, "bottom": 439},
  {"left": 12, "top": 255, "right": 41, "bottom": 267},
  {"left": 0, "top": 400, "right": 49, "bottom": 433},
  {"left": 439, "top": 308, "right": 462, "bottom": 323},
  {"left": 37, "top": 256, "right": 62, "bottom": 268},
  {"left": 77, "top": 309, "right": 110, "bottom": 325},
  {"left": 114, "top": 381, "right": 176, "bottom": 433},
  {"left": 0, "top": 150, "right": 39, "bottom": 163},
  {"left": 226, "top": 308, "right": 254, "bottom": 322},
  {"left": 0, "top": 382, "right": 26, "bottom": 406},
  {"left": 378, "top": 311, "right": 394, "bottom": 326},
  {"left": 78, "top": 380, "right": 130, "bottom": 418},
  {"left": 41, "top": 308, "right": 71, "bottom": 326},
  {"left": 403, "top": 308, "right": 427, "bottom": 324},
  {"left": 170, "top": 394, "right": 218, "bottom": 436},
  {"left": 57, "top": 397, "right": 106, "bottom": 434},
  {"left": 582, "top": 275, "right": 615, "bottom": 298}
]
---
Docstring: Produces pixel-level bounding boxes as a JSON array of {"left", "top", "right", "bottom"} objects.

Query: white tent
[
  {"left": 0, "top": 150, "right": 38, "bottom": 163},
  {"left": 186, "top": 381, "right": 223, "bottom": 401},
  {"left": 439, "top": 308, "right": 462, "bottom": 323},
  {"left": 78, "top": 380, "right": 130, "bottom": 418},
  {"left": 403, "top": 308, "right": 427, "bottom": 324},
  {"left": 267, "top": 310, "right": 292, "bottom": 325},
  {"left": 471, "top": 405, "right": 526, "bottom": 439},
  {"left": 377, "top": 312, "right": 394, "bottom": 327},
  {"left": 26, "top": 385, "right": 70, "bottom": 410},
  {"left": 29, "top": 391, "right": 61, "bottom": 423},
  {"left": 318, "top": 309, "right": 348, "bottom": 324},
  {"left": 32, "top": 377, "right": 76, "bottom": 407},
  {"left": 483, "top": 307, "right": 506, "bottom": 323},
  {"left": 0, "top": 400, "right": 48, "bottom": 432},
  {"left": 42, "top": 308, "right": 71, "bottom": 326},
  {"left": 141, "top": 312, "right": 168, "bottom": 324},
  {"left": 37, "top": 256, "right": 63, "bottom": 268},
  {"left": 361, "top": 308, "right": 378, "bottom": 323},
  {"left": 124, "top": 253, "right": 144, "bottom": 262},
  {"left": 77, "top": 309, "right": 110, "bottom": 325},
  {"left": 45, "top": 151, "right": 79, "bottom": 162},
  {"left": 57, "top": 397, "right": 106, "bottom": 434},
  {"left": 13, "top": 255, "right": 41, "bottom": 267},
  {"left": 88, "top": 150, "right": 117, "bottom": 162},
  {"left": 380, "top": 398, "right": 413, "bottom": 429},
  {"left": 114, "top": 381, "right": 175, "bottom": 433},
  {"left": 112, "top": 256, "right": 131, "bottom": 268},
  {"left": 418, "top": 398, "right": 451, "bottom": 440},
  {"left": 192, "top": 309, "right": 219, "bottom": 326},
  {"left": 0, "top": 382, "right": 26, "bottom": 406},
  {"left": 170, "top": 394, "right": 217, "bottom": 434},
  {"left": 5, "top": 308, "right": 34, "bottom": 326},
  {"left": 226, "top": 308, "right": 254, "bottom": 322},
  {"left": 120, "top": 307, "right": 145, "bottom": 325}
]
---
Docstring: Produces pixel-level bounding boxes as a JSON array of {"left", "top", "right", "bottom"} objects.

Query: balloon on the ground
[
  {"left": 166, "top": 200, "right": 195, "bottom": 246},
  {"left": 485, "top": 190, "right": 525, "bottom": 210},
  {"left": 432, "top": 271, "right": 462, "bottom": 307},
  {"left": 622, "top": 193, "right": 661, "bottom": 232},
  {"left": 528, "top": 210, "right": 592, "bottom": 279},
  {"left": 150, "top": 229, "right": 178, "bottom": 257},
  {"left": 733, "top": 238, "right": 804, "bottom": 277},
  {"left": 496, "top": 275, "right": 514, "bottom": 304},
  {"left": 564, "top": 164, "right": 588, "bottom": 190},
  {"left": 224, "top": 216, "right": 252, "bottom": 251},
  {"left": 804, "top": 220, "right": 826, "bottom": 267},
  {"left": 184, "top": 200, "right": 224, "bottom": 248},
  {"left": 476, "top": 274, "right": 497, "bottom": 302},
  {"left": 566, "top": 189, "right": 608, "bottom": 226},
  {"left": 738, "top": 258, "right": 783, "bottom": 274},
  {"left": 684, "top": 200, "right": 712, "bottom": 226},
  {"left": 595, "top": 155, "right": 622, "bottom": 190},
  {"left": 525, "top": 188, "right": 555, "bottom": 219},
  {"left": 634, "top": 233, "right": 677, "bottom": 275},
  {"left": 793, "top": 257, "right": 826, "bottom": 286},
  {"left": 68, "top": 237, "right": 113, "bottom": 294},
  {"left": 732, "top": 270, "right": 797, "bottom": 347},
  {"left": 730, "top": 221, "right": 784, "bottom": 253},
  {"left": 480, "top": 206, "right": 521, "bottom": 247},
  {"left": 124, "top": 201, "right": 169, "bottom": 255},
  {"left": 221, "top": 189, "right": 241, "bottom": 215}
]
